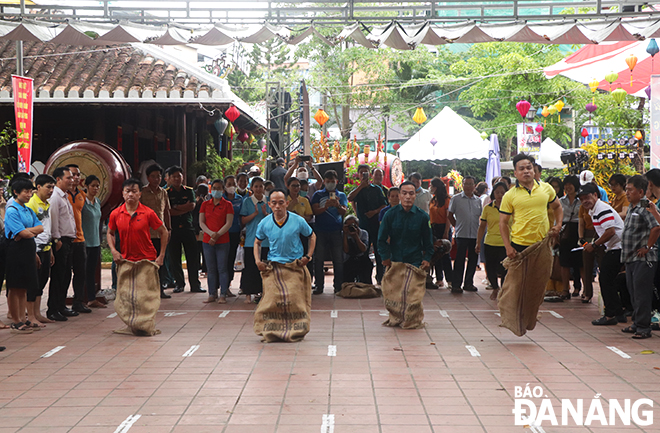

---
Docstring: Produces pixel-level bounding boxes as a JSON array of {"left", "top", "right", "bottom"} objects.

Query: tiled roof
[{"left": 0, "top": 40, "right": 217, "bottom": 99}]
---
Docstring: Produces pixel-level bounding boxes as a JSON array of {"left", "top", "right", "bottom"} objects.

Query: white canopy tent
[
  {"left": 501, "top": 137, "right": 566, "bottom": 170},
  {"left": 397, "top": 106, "right": 489, "bottom": 161}
]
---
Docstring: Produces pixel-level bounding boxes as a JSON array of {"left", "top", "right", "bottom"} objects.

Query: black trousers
[
  {"left": 343, "top": 254, "right": 373, "bottom": 284},
  {"left": 151, "top": 238, "right": 169, "bottom": 289},
  {"left": 63, "top": 241, "right": 86, "bottom": 304},
  {"left": 227, "top": 231, "right": 241, "bottom": 285},
  {"left": 453, "top": 237, "right": 478, "bottom": 288},
  {"left": 197, "top": 239, "right": 207, "bottom": 273},
  {"left": 169, "top": 229, "right": 201, "bottom": 290},
  {"left": 28, "top": 250, "right": 51, "bottom": 302},
  {"left": 47, "top": 237, "right": 73, "bottom": 315},
  {"left": 600, "top": 249, "right": 623, "bottom": 318},
  {"left": 626, "top": 260, "right": 657, "bottom": 334},
  {"left": 84, "top": 246, "right": 100, "bottom": 302},
  {"left": 431, "top": 223, "right": 453, "bottom": 283},
  {"left": 484, "top": 244, "right": 507, "bottom": 289},
  {"left": 366, "top": 226, "right": 384, "bottom": 283}
]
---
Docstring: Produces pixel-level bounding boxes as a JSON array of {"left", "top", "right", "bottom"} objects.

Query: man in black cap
[{"left": 270, "top": 157, "right": 287, "bottom": 190}]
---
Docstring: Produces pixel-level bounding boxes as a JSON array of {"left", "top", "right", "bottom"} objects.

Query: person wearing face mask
[
  {"left": 284, "top": 156, "right": 323, "bottom": 197},
  {"left": 223, "top": 175, "right": 243, "bottom": 293},
  {"left": 310, "top": 170, "right": 348, "bottom": 294},
  {"left": 199, "top": 179, "right": 234, "bottom": 304}
]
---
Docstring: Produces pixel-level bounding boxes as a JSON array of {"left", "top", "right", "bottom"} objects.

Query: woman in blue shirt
[
  {"left": 4, "top": 178, "right": 43, "bottom": 334},
  {"left": 239, "top": 177, "right": 270, "bottom": 303},
  {"left": 81, "top": 175, "right": 104, "bottom": 308}
]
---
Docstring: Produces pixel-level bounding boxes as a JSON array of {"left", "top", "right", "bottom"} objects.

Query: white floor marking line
[
  {"left": 40, "top": 346, "right": 65, "bottom": 358},
  {"left": 607, "top": 346, "right": 631, "bottom": 359},
  {"left": 548, "top": 310, "right": 564, "bottom": 318},
  {"left": 439, "top": 310, "right": 449, "bottom": 318},
  {"left": 182, "top": 345, "right": 200, "bottom": 357},
  {"left": 164, "top": 312, "right": 186, "bottom": 317},
  {"left": 321, "top": 414, "right": 335, "bottom": 433},
  {"left": 465, "top": 345, "right": 481, "bottom": 357},
  {"left": 330, "top": 310, "right": 338, "bottom": 318},
  {"left": 379, "top": 311, "right": 389, "bottom": 316},
  {"left": 107, "top": 312, "right": 117, "bottom": 318},
  {"left": 327, "top": 345, "right": 337, "bottom": 356},
  {"left": 114, "top": 414, "right": 141, "bottom": 433},
  {"left": 218, "top": 311, "right": 230, "bottom": 318}
]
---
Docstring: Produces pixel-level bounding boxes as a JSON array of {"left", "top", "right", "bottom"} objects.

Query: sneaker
[
  {"left": 592, "top": 316, "right": 618, "bottom": 326},
  {"left": 482, "top": 278, "right": 489, "bottom": 285},
  {"left": 463, "top": 285, "right": 478, "bottom": 292},
  {"left": 100, "top": 288, "right": 116, "bottom": 301}
]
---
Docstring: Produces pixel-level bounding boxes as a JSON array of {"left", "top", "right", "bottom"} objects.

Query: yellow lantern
[
  {"left": 541, "top": 106, "right": 549, "bottom": 127},
  {"left": 635, "top": 130, "right": 643, "bottom": 140},
  {"left": 555, "top": 100, "right": 565, "bottom": 122},
  {"left": 547, "top": 104, "right": 557, "bottom": 115},
  {"left": 589, "top": 78, "right": 599, "bottom": 104},
  {"left": 314, "top": 109, "right": 329, "bottom": 126},
  {"left": 412, "top": 107, "right": 427, "bottom": 125}
]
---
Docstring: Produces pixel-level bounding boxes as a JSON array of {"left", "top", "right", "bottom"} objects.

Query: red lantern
[
  {"left": 393, "top": 143, "right": 400, "bottom": 150},
  {"left": 535, "top": 124, "right": 543, "bottom": 133},
  {"left": 225, "top": 105, "right": 240, "bottom": 123},
  {"left": 516, "top": 100, "right": 531, "bottom": 119},
  {"left": 238, "top": 131, "right": 249, "bottom": 143},
  {"left": 581, "top": 128, "right": 589, "bottom": 144}
]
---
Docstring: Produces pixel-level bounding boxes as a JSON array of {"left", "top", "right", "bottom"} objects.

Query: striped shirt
[{"left": 588, "top": 199, "right": 623, "bottom": 251}]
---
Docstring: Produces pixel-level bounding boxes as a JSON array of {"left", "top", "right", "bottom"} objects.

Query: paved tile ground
[{"left": 0, "top": 268, "right": 659, "bottom": 433}]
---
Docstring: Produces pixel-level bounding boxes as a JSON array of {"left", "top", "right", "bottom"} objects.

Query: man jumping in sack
[
  {"left": 253, "top": 189, "right": 317, "bottom": 342},
  {"left": 377, "top": 181, "right": 434, "bottom": 329}
]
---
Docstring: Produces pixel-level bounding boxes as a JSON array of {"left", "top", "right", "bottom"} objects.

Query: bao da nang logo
[{"left": 513, "top": 384, "right": 653, "bottom": 427}]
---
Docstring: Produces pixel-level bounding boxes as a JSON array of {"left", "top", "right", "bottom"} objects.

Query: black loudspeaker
[
  {"left": 155, "top": 151, "right": 182, "bottom": 171},
  {"left": 314, "top": 161, "right": 345, "bottom": 191}
]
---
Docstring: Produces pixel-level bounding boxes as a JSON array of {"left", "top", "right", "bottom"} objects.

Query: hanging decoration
[
  {"left": 393, "top": 143, "right": 400, "bottom": 151},
  {"left": 612, "top": 87, "right": 627, "bottom": 105},
  {"left": 581, "top": 128, "right": 589, "bottom": 144},
  {"left": 634, "top": 130, "right": 643, "bottom": 141},
  {"left": 541, "top": 106, "right": 549, "bottom": 127},
  {"left": 647, "top": 39, "right": 659, "bottom": 74},
  {"left": 224, "top": 105, "right": 240, "bottom": 123},
  {"left": 536, "top": 107, "right": 543, "bottom": 116},
  {"left": 554, "top": 100, "right": 565, "bottom": 122},
  {"left": 237, "top": 131, "right": 249, "bottom": 143},
  {"left": 625, "top": 54, "right": 638, "bottom": 87},
  {"left": 412, "top": 107, "right": 427, "bottom": 125},
  {"left": 645, "top": 85, "right": 652, "bottom": 100},
  {"left": 585, "top": 103, "right": 598, "bottom": 121},
  {"left": 535, "top": 124, "right": 544, "bottom": 133},
  {"left": 515, "top": 100, "right": 531, "bottom": 119},
  {"left": 605, "top": 71, "right": 619, "bottom": 91},
  {"left": 589, "top": 78, "right": 599, "bottom": 104},
  {"left": 314, "top": 109, "right": 329, "bottom": 126},
  {"left": 480, "top": 132, "right": 488, "bottom": 140},
  {"left": 248, "top": 134, "right": 255, "bottom": 145},
  {"left": 547, "top": 104, "right": 558, "bottom": 117}
]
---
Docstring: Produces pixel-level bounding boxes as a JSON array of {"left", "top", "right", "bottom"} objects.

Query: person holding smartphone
[
  {"left": 342, "top": 215, "right": 372, "bottom": 284},
  {"left": 347, "top": 164, "right": 388, "bottom": 284}
]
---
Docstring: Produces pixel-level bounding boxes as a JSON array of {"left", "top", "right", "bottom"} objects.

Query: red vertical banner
[{"left": 11, "top": 75, "right": 33, "bottom": 173}]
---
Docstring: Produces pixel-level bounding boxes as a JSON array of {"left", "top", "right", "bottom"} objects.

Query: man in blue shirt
[
  {"left": 378, "top": 181, "right": 433, "bottom": 270},
  {"left": 255, "top": 190, "right": 316, "bottom": 267},
  {"left": 311, "top": 170, "right": 348, "bottom": 294}
]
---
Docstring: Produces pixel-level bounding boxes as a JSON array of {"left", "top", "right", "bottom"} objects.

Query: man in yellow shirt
[{"left": 499, "top": 154, "right": 563, "bottom": 258}]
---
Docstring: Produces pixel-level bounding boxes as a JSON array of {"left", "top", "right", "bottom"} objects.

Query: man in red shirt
[{"left": 108, "top": 179, "right": 168, "bottom": 265}]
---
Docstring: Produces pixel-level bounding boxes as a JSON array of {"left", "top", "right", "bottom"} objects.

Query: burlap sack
[
  {"left": 254, "top": 261, "right": 312, "bottom": 343},
  {"left": 498, "top": 236, "right": 553, "bottom": 336},
  {"left": 113, "top": 260, "right": 161, "bottom": 336},
  {"left": 381, "top": 262, "right": 427, "bottom": 329},
  {"left": 336, "top": 282, "right": 381, "bottom": 298}
]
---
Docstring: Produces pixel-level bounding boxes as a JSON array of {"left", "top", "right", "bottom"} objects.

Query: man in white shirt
[
  {"left": 578, "top": 183, "right": 626, "bottom": 326},
  {"left": 409, "top": 172, "right": 432, "bottom": 215},
  {"left": 47, "top": 167, "right": 78, "bottom": 322},
  {"left": 448, "top": 176, "right": 482, "bottom": 293}
]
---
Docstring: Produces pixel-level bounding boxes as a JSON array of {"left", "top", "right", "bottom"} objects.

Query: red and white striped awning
[{"left": 544, "top": 40, "right": 659, "bottom": 98}]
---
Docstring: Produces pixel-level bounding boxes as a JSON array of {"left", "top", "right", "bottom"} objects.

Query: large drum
[
  {"left": 351, "top": 152, "right": 404, "bottom": 188},
  {"left": 44, "top": 140, "right": 132, "bottom": 219}
]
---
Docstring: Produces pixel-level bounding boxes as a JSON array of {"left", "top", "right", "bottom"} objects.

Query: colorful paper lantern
[
  {"left": 237, "top": 131, "right": 249, "bottom": 143},
  {"left": 555, "top": 100, "right": 565, "bottom": 122},
  {"left": 536, "top": 107, "right": 543, "bottom": 116},
  {"left": 605, "top": 71, "right": 619, "bottom": 91},
  {"left": 480, "top": 132, "right": 488, "bottom": 140},
  {"left": 646, "top": 85, "right": 652, "bottom": 100},
  {"left": 589, "top": 78, "right": 599, "bottom": 104},
  {"left": 586, "top": 103, "right": 597, "bottom": 121},
  {"left": 635, "top": 130, "right": 643, "bottom": 141},
  {"left": 625, "top": 54, "right": 638, "bottom": 87},
  {"left": 648, "top": 39, "right": 659, "bottom": 74},
  {"left": 541, "top": 106, "right": 549, "bottom": 127},
  {"left": 224, "top": 105, "right": 240, "bottom": 123},
  {"left": 430, "top": 137, "right": 438, "bottom": 145},
  {"left": 581, "top": 128, "right": 589, "bottom": 143},
  {"left": 412, "top": 107, "right": 427, "bottom": 125},
  {"left": 612, "top": 88, "right": 627, "bottom": 105},
  {"left": 393, "top": 143, "right": 400, "bottom": 151},
  {"left": 535, "top": 124, "right": 543, "bottom": 133},
  {"left": 547, "top": 104, "right": 557, "bottom": 115},
  {"left": 515, "top": 100, "right": 531, "bottom": 119},
  {"left": 314, "top": 109, "right": 329, "bottom": 126}
]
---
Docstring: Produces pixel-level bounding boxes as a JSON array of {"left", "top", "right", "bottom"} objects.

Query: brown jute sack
[
  {"left": 254, "top": 261, "right": 312, "bottom": 343},
  {"left": 498, "top": 236, "right": 553, "bottom": 336},
  {"left": 113, "top": 260, "right": 161, "bottom": 336},
  {"left": 337, "top": 282, "right": 381, "bottom": 298},
  {"left": 381, "top": 262, "right": 427, "bottom": 329}
]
